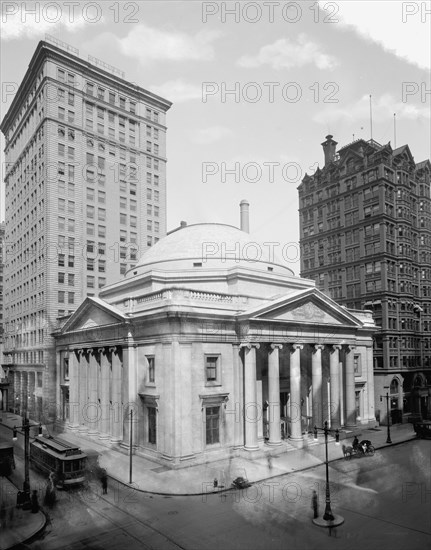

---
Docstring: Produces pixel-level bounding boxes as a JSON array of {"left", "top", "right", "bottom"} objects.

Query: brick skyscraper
[{"left": 298, "top": 135, "right": 431, "bottom": 424}]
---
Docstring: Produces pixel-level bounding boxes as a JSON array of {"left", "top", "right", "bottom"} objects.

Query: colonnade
[
  {"left": 68, "top": 346, "right": 123, "bottom": 443},
  {"left": 241, "top": 342, "right": 360, "bottom": 449},
  {"left": 11, "top": 370, "right": 37, "bottom": 416}
]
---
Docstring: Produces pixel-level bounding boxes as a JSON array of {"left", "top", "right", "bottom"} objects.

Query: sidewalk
[
  {"left": 0, "top": 412, "right": 417, "bottom": 497},
  {"left": 0, "top": 476, "right": 46, "bottom": 550},
  {"left": 48, "top": 421, "right": 418, "bottom": 496}
]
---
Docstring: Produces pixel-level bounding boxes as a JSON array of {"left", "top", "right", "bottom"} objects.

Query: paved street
[{"left": 5, "top": 439, "right": 430, "bottom": 550}]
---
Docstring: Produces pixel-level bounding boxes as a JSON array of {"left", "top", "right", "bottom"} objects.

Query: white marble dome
[{"left": 128, "top": 223, "right": 295, "bottom": 276}]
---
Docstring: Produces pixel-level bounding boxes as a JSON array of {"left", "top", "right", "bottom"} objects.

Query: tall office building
[
  {"left": 0, "top": 37, "right": 172, "bottom": 421},
  {"left": 298, "top": 135, "right": 431, "bottom": 424},
  {"left": 0, "top": 223, "right": 4, "bottom": 368}
]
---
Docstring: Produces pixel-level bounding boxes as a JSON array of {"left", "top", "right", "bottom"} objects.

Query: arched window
[
  {"left": 413, "top": 376, "right": 423, "bottom": 387},
  {"left": 390, "top": 379, "right": 399, "bottom": 394}
]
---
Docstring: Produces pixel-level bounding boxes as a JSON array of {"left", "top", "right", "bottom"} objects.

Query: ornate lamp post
[
  {"left": 312, "top": 421, "right": 344, "bottom": 528},
  {"left": 12, "top": 417, "right": 42, "bottom": 505},
  {"left": 380, "top": 386, "right": 392, "bottom": 444}
]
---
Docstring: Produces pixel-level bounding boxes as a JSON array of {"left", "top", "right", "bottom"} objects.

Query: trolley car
[{"left": 30, "top": 435, "right": 87, "bottom": 488}]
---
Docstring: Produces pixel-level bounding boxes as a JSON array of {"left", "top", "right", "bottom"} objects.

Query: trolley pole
[
  {"left": 12, "top": 416, "right": 42, "bottom": 507},
  {"left": 129, "top": 409, "right": 133, "bottom": 484}
]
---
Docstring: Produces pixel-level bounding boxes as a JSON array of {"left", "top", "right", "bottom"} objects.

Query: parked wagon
[
  {"left": 343, "top": 439, "right": 375, "bottom": 459},
  {"left": 30, "top": 435, "right": 87, "bottom": 489}
]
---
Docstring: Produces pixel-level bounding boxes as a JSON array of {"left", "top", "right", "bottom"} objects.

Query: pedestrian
[
  {"left": 267, "top": 454, "right": 273, "bottom": 470},
  {"left": 213, "top": 478, "right": 218, "bottom": 489},
  {"left": 312, "top": 490, "right": 319, "bottom": 519},
  {"left": 31, "top": 490, "right": 39, "bottom": 514},
  {"left": 101, "top": 472, "right": 108, "bottom": 494}
]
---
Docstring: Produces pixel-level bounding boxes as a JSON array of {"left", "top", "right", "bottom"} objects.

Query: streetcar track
[{"left": 73, "top": 484, "right": 188, "bottom": 550}]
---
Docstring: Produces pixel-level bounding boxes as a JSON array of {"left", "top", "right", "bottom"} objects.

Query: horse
[{"left": 342, "top": 444, "right": 354, "bottom": 459}]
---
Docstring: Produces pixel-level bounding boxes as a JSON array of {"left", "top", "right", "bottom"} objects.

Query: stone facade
[{"left": 53, "top": 220, "right": 377, "bottom": 467}]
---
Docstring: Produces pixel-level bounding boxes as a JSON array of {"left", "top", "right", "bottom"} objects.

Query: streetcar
[{"left": 30, "top": 435, "right": 87, "bottom": 489}]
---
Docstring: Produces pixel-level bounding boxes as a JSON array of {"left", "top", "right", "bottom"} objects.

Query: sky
[{"left": 1, "top": 0, "right": 430, "bottom": 274}]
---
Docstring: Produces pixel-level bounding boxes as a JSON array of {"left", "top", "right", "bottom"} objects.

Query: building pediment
[
  {"left": 60, "top": 297, "right": 126, "bottom": 334},
  {"left": 238, "top": 289, "right": 363, "bottom": 327}
]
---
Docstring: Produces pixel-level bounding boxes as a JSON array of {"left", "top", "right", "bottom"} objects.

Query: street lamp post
[
  {"left": 312, "top": 421, "right": 344, "bottom": 528},
  {"left": 12, "top": 417, "right": 43, "bottom": 505},
  {"left": 380, "top": 387, "right": 392, "bottom": 444}
]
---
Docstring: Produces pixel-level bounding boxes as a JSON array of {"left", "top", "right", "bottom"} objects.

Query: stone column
[
  {"left": 78, "top": 350, "right": 89, "bottom": 433},
  {"left": 312, "top": 344, "right": 324, "bottom": 429},
  {"left": 242, "top": 343, "right": 260, "bottom": 451},
  {"left": 289, "top": 344, "right": 303, "bottom": 441},
  {"left": 366, "top": 346, "right": 376, "bottom": 422},
  {"left": 20, "top": 372, "right": 25, "bottom": 416},
  {"left": 122, "top": 337, "right": 138, "bottom": 448},
  {"left": 345, "top": 345, "right": 357, "bottom": 427},
  {"left": 268, "top": 344, "right": 282, "bottom": 446},
  {"left": 99, "top": 348, "right": 110, "bottom": 439},
  {"left": 68, "top": 350, "right": 79, "bottom": 429},
  {"left": 110, "top": 347, "right": 123, "bottom": 443},
  {"left": 56, "top": 351, "right": 61, "bottom": 419},
  {"left": 87, "top": 349, "right": 99, "bottom": 435},
  {"left": 28, "top": 372, "right": 36, "bottom": 419},
  {"left": 14, "top": 371, "right": 19, "bottom": 414},
  {"left": 330, "top": 345, "right": 342, "bottom": 429}
]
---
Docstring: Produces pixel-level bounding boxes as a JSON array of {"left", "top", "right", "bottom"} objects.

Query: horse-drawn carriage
[{"left": 343, "top": 438, "right": 375, "bottom": 459}]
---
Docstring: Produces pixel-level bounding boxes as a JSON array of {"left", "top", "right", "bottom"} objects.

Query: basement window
[
  {"left": 267, "top": 266, "right": 274, "bottom": 272},
  {"left": 193, "top": 262, "right": 202, "bottom": 267}
]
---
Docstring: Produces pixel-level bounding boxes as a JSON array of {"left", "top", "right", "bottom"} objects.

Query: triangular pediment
[
  {"left": 60, "top": 297, "right": 126, "bottom": 334},
  {"left": 239, "top": 289, "right": 362, "bottom": 327}
]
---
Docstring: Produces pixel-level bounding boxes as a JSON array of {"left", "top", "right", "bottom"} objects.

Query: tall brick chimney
[{"left": 321, "top": 135, "right": 338, "bottom": 166}]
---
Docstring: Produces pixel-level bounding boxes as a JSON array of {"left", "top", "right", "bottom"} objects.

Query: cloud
[
  {"left": 117, "top": 25, "right": 221, "bottom": 64},
  {"left": 313, "top": 93, "right": 431, "bottom": 125},
  {"left": 322, "top": 0, "right": 431, "bottom": 70},
  {"left": 149, "top": 79, "right": 202, "bottom": 103},
  {"left": 237, "top": 33, "right": 338, "bottom": 70},
  {"left": 0, "top": 5, "right": 91, "bottom": 40},
  {"left": 191, "top": 126, "right": 233, "bottom": 145}
]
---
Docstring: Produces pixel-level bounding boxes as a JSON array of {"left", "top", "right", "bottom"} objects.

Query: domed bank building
[{"left": 54, "top": 202, "right": 377, "bottom": 466}]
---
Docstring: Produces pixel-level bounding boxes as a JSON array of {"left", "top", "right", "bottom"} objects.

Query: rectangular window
[
  {"left": 68, "top": 274, "right": 75, "bottom": 286},
  {"left": 148, "top": 407, "right": 156, "bottom": 444},
  {"left": 354, "top": 355, "right": 361, "bottom": 376},
  {"left": 58, "top": 291, "right": 65, "bottom": 303},
  {"left": 58, "top": 107, "right": 65, "bottom": 120},
  {"left": 147, "top": 356, "right": 155, "bottom": 383},
  {"left": 206, "top": 407, "right": 220, "bottom": 445},
  {"left": 205, "top": 355, "right": 219, "bottom": 382},
  {"left": 58, "top": 273, "right": 65, "bottom": 284}
]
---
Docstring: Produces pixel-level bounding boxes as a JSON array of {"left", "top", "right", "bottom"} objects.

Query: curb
[
  {"left": 103, "top": 434, "right": 418, "bottom": 497},
  {"left": 1, "top": 478, "right": 48, "bottom": 550}
]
